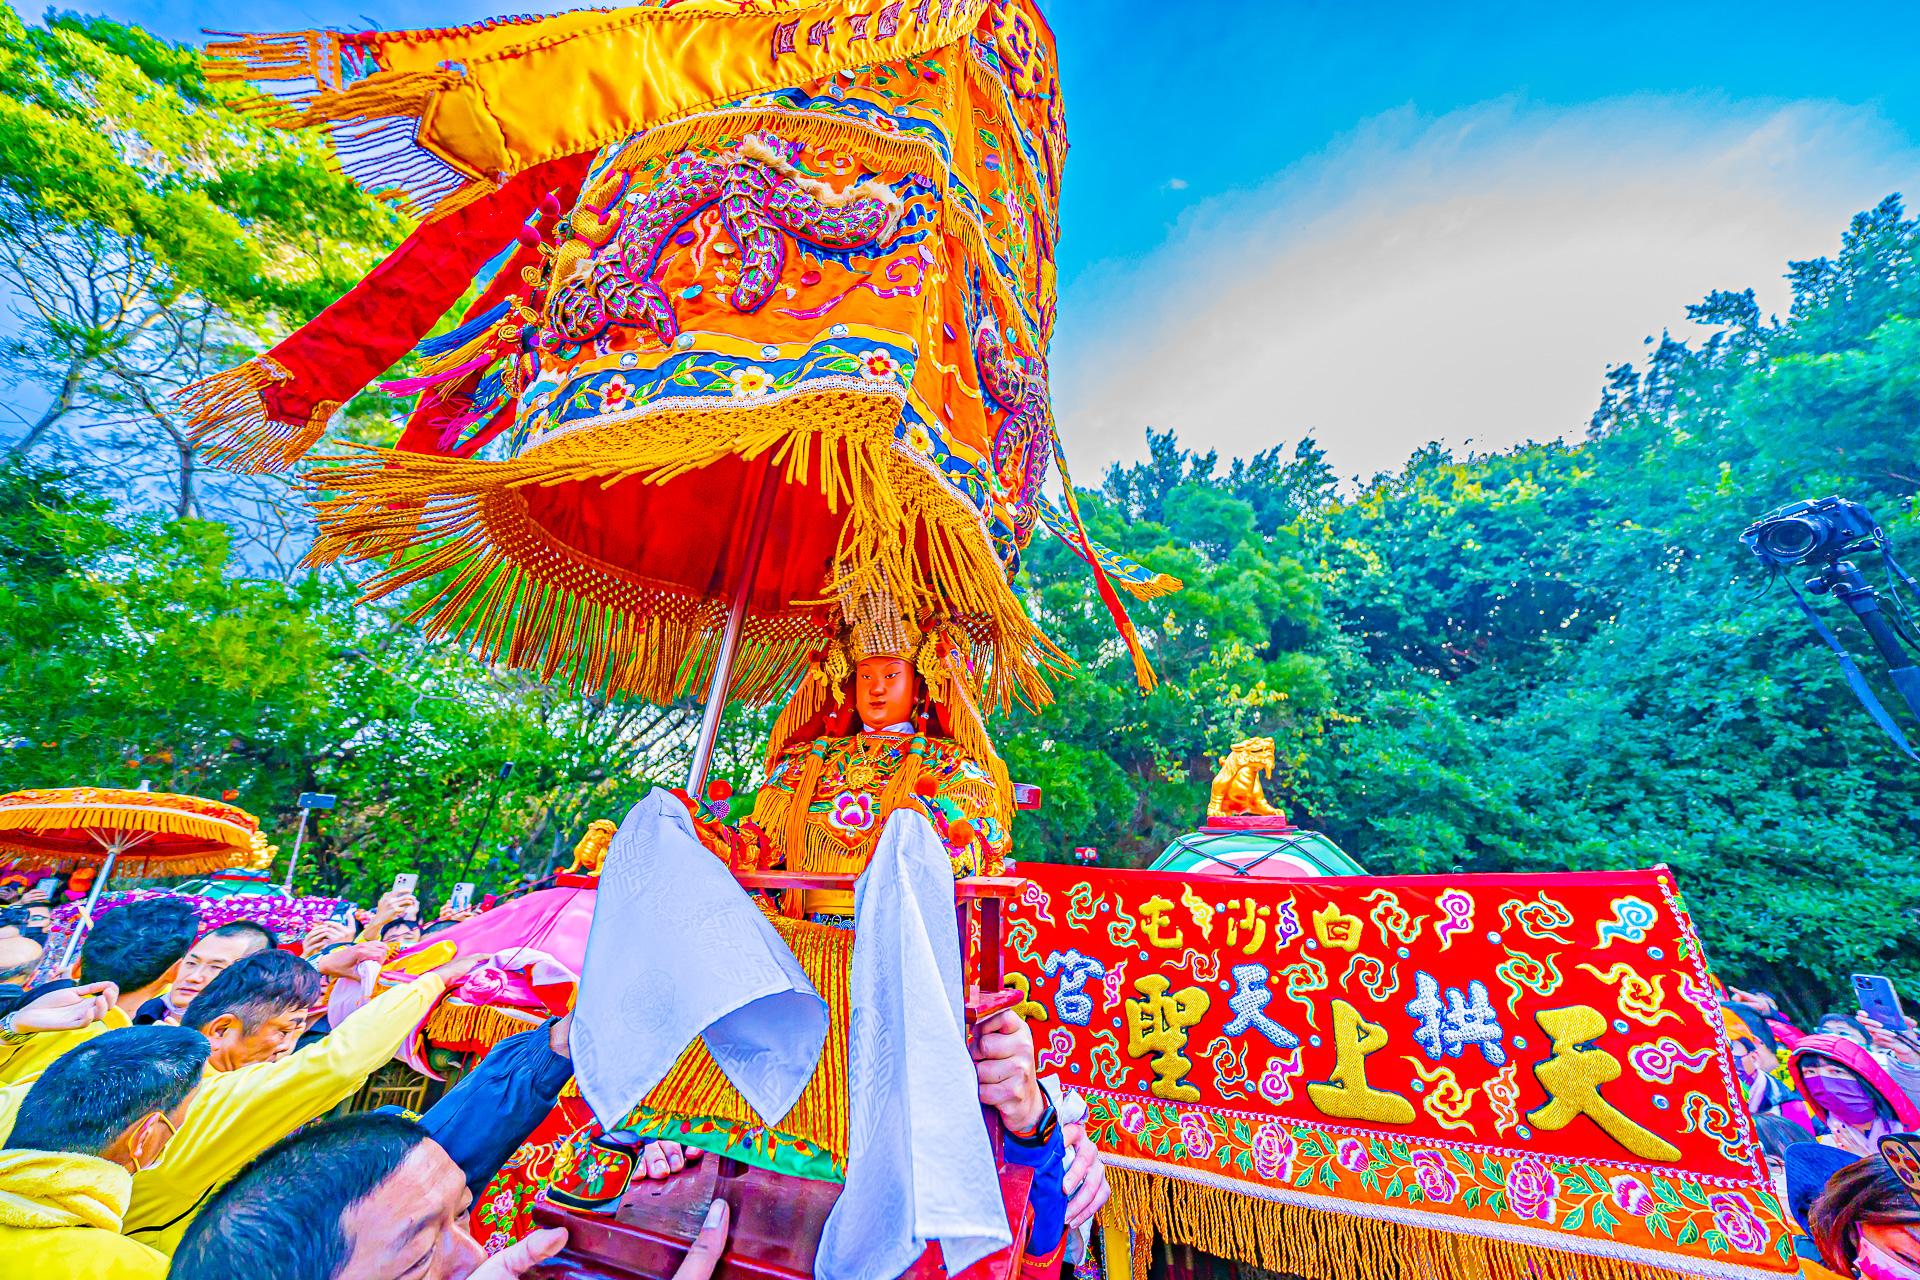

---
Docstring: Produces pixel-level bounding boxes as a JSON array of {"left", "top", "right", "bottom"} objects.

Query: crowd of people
[
  {"left": 0, "top": 876, "right": 1095, "bottom": 1279},
  {"left": 0, "top": 886, "right": 737, "bottom": 1278},
  {"left": 1721, "top": 983, "right": 1920, "bottom": 1277}
]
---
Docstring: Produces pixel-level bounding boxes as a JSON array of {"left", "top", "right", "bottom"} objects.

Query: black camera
[{"left": 1742, "top": 496, "right": 1879, "bottom": 569}]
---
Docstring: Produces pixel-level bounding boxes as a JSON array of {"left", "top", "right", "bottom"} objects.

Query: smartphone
[
  {"left": 1853, "top": 973, "right": 1907, "bottom": 1032},
  {"left": 390, "top": 872, "right": 418, "bottom": 897},
  {"left": 447, "top": 882, "right": 475, "bottom": 913},
  {"left": 333, "top": 902, "right": 360, "bottom": 930},
  {"left": 33, "top": 876, "right": 59, "bottom": 898}
]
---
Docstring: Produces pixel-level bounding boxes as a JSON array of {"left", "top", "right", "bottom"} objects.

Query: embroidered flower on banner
[
  {"left": 1507, "top": 1155, "right": 1559, "bottom": 1223},
  {"left": 1177, "top": 1111, "right": 1214, "bottom": 1161},
  {"left": 1608, "top": 1172, "right": 1655, "bottom": 1217},
  {"left": 729, "top": 365, "right": 774, "bottom": 399},
  {"left": 1118, "top": 1102, "right": 1146, "bottom": 1135},
  {"left": 828, "top": 791, "right": 875, "bottom": 834},
  {"left": 1410, "top": 1150, "right": 1459, "bottom": 1203},
  {"left": 484, "top": 1230, "right": 513, "bottom": 1255},
  {"left": 597, "top": 374, "right": 635, "bottom": 412},
  {"left": 490, "top": 1191, "right": 516, "bottom": 1217},
  {"left": 1250, "top": 1123, "right": 1295, "bottom": 1181},
  {"left": 1710, "top": 1192, "right": 1771, "bottom": 1253},
  {"left": 905, "top": 423, "right": 935, "bottom": 454},
  {"left": 858, "top": 348, "right": 901, "bottom": 380},
  {"left": 1334, "top": 1137, "right": 1371, "bottom": 1173}
]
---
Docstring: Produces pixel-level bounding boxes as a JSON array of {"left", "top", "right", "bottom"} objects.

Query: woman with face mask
[
  {"left": 1811, "top": 1153, "right": 1920, "bottom": 1279},
  {"left": 1793, "top": 1035, "right": 1920, "bottom": 1157}
]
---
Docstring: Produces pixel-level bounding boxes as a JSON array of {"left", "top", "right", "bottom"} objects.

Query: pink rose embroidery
[
  {"left": 1410, "top": 1150, "right": 1459, "bottom": 1203},
  {"left": 490, "top": 1190, "right": 516, "bottom": 1216},
  {"left": 1506, "top": 1155, "right": 1559, "bottom": 1223},
  {"left": 1609, "top": 1173, "right": 1655, "bottom": 1217},
  {"left": 1335, "top": 1137, "right": 1371, "bottom": 1172},
  {"left": 1710, "top": 1192, "right": 1771, "bottom": 1254},
  {"left": 1178, "top": 1111, "right": 1215, "bottom": 1160},
  {"left": 828, "top": 791, "right": 875, "bottom": 833},
  {"left": 1118, "top": 1103, "right": 1146, "bottom": 1135},
  {"left": 1251, "top": 1123, "right": 1295, "bottom": 1181}
]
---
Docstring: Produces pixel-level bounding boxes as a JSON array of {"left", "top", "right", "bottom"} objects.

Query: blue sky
[{"left": 111, "top": 1, "right": 1920, "bottom": 478}]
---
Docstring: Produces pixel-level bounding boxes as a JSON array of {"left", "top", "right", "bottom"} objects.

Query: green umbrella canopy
[{"left": 1149, "top": 825, "right": 1366, "bottom": 879}]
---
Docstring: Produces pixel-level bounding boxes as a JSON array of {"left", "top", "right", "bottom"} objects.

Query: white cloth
[
  {"left": 818, "top": 810, "right": 1010, "bottom": 1280},
  {"left": 572, "top": 789, "right": 827, "bottom": 1129}
]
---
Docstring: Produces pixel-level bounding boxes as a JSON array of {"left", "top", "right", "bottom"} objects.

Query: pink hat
[{"left": 1789, "top": 1033, "right": 1920, "bottom": 1129}]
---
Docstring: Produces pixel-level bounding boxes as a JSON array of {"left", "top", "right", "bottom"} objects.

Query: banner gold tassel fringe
[
  {"left": 1106, "top": 1166, "right": 1712, "bottom": 1280},
  {"left": 176, "top": 358, "right": 336, "bottom": 474}
]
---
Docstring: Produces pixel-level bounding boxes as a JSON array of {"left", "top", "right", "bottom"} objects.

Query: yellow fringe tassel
[
  {"left": 637, "top": 914, "right": 852, "bottom": 1160},
  {"left": 0, "top": 804, "right": 254, "bottom": 877},
  {"left": 301, "top": 393, "right": 1069, "bottom": 711},
  {"left": 175, "top": 357, "right": 336, "bottom": 474},
  {"left": 1106, "top": 1166, "right": 1714, "bottom": 1280},
  {"left": 422, "top": 1000, "right": 544, "bottom": 1050}
]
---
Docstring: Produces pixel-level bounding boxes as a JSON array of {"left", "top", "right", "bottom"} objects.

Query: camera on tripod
[
  {"left": 1742, "top": 496, "right": 1879, "bottom": 569},
  {"left": 1744, "top": 495, "right": 1920, "bottom": 759}
]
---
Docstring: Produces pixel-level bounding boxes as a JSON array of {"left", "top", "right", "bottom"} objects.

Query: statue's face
[{"left": 856, "top": 655, "right": 917, "bottom": 729}]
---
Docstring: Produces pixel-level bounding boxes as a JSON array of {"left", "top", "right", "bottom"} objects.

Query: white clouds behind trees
[{"left": 1050, "top": 95, "right": 1920, "bottom": 482}]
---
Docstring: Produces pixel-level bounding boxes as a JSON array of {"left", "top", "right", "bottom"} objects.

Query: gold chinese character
[
  {"left": 1526, "top": 1005, "right": 1681, "bottom": 1161},
  {"left": 1139, "top": 895, "right": 1185, "bottom": 949},
  {"left": 1124, "top": 974, "right": 1211, "bottom": 1102},
  {"left": 1312, "top": 903, "right": 1364, "bottom": 954},
  {"left": 1306, "top": 999, "right": 1415, "bottom": 1124}
]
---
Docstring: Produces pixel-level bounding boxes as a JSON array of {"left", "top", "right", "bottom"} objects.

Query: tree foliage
[
  {"left": 1003, "top": 196, "right": 1920, "bottom": 1019},
  {"left": 0, "top": 14, "right": 1913, "bottom": 1016}
]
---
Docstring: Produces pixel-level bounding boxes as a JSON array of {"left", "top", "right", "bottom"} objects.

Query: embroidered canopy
[
  {"left": 185, "top": 0, "right": 1176, "bottom": 712},
  {"left": 0, "top": 787, "right": 265, "bottom": 878}
]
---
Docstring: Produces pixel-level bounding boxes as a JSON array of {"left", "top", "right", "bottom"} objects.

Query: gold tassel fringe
[
  {"left": 423, "top": 1000, "right": 544, "bottom": 1049},
  {"left": 1106, "top": 1165, "right": 1718, "bottom": 1280},
  {"left": 176, "top": 358, "right": 335, "bottom": 474},
  {"left": 0, "top": 803, "right": 255, "bottom": 876},
  {"left": 301, "top": 392, "right": 1068, "bottom": 711},
  {"left": 763, "top": 677, "right": 834, "bottom": 776},
  {"left": 636, "top": 914, "right": 852, "bottom": 1160}
]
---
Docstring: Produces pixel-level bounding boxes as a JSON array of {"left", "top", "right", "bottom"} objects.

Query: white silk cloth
[
  {"left": 570, "top": 789, "right": 1007, "bottom": 1279},
  {"left": 572, "top": 788, "right": 827, "bottom": 1130}
]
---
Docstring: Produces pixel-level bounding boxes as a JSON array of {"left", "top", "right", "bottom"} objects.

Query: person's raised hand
[
  {"left": 640, "top": 1139, "right": 703, "bottom": 1180},
  {"left": 971, "top": 1008, "right": 1045, "bottom": 1134},
  {"left": 301, "top": 920, "right": 353, "bottom": 954},
  {"left": 469, "top": 1226, "right": 567, "bottom": 1279},
  {"left": 371, "top": 890, "right": 419, "bottom": 928},
  {"left": 7, "top": 980, "right": 117, "bottom": 1033},
  {"left": 314, "top": 941, "right": 387, "bottom": 980},
  {"left": 1858, "top": 1009, "right": 1920, "bottom": 1065},
  {"left": 426, "top": 950, "right": 485, "bottom": 987},
  {"left": 1061, "top": 1120, "right": 1111, "bottom": 1228},
  {"left": 1729, "top": 988, "right": 1776, "bottom": 1016}
]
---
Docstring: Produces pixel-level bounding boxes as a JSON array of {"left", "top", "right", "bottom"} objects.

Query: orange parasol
[{"left": 0, "top": 785, "right": 266, "bottom": 965}]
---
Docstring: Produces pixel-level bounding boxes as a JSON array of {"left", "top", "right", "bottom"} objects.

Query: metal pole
[
  {"left": 57, "top": 843, "right": 119, "bottom": 972},
  {"left": 685, "top": 462, "right": 780, "bottom": 795},
  {"left": 281, "top": 806, "right": 312, "bottom": 894}
]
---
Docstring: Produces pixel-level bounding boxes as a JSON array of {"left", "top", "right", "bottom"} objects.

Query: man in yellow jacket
[
  {"left": 123, "top": 948, "right": 473, "bottom": 1254},
  {"left": 0, "top": 1024, "right": 208, "bottom": 1278},
  {"left": 0, "top": 898, "right": 197, "bottom": 1088}
]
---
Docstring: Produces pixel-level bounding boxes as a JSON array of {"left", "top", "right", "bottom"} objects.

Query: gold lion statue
[
  {"left": 1208, "top": 738, "right": 1285, "bottom": 818},
  {"left": 565, "top": 818, "right": 618, "bottom": 875}
]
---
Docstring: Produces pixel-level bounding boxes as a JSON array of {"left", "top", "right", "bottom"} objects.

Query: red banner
[{"left": 1006, "top": 865, "right": 1796, "bottom": 1278}]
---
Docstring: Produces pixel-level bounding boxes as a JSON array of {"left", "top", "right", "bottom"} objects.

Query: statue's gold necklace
[{"left": 840, "top": 734, "right": 893, "bottom": 791}]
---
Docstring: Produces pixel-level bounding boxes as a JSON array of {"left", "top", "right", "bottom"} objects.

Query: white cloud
[
  {"left": 1165, "top": 177, "right": 1190, "bottom": 190},
  {"left": 1051, "top": 96, "right": 1920, "bottom": 483}
]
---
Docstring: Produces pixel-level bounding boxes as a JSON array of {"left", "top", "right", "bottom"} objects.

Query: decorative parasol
[
  {"left": 182, "top": 0, "right": 1179, "bottom": 792},
  {"left": 0, "top": 785, "right": 267, "bottom": 964}
]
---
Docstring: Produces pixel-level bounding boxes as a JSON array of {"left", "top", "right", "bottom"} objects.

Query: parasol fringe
[{"left": 300, "top": 394, "right": 1069, "bottom": 711}]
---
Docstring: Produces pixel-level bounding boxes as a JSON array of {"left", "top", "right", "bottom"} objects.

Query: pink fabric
[
  {"left": 1789, "top": 1033, "right": 1920, "bottom": 1129},
  {"left": 382, "top": 883, "right": 598, "bottom": 1006}
]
